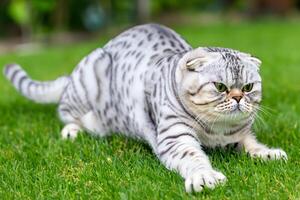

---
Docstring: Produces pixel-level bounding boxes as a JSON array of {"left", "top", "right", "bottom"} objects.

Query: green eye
[
  {"left": 242, "top": 83, "right": 254, "bottom": 92},
  {"left": 214, "top": 82, "right": 227, "bottom": 92}
]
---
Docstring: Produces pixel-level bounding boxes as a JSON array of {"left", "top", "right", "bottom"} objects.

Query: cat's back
[
  {"left": 88, "top": 24, "right": 191, "bottom": 137},
  {"left": 103, "top": 23, "right": 192, "bottom": 57}
]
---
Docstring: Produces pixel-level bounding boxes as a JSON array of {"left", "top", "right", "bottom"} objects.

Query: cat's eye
[
  {"left": 214, "top": 82, "right": 227, "bottom": 92},
  {"left": 242, "top": 83, "right": 254, "bottom": 92}
]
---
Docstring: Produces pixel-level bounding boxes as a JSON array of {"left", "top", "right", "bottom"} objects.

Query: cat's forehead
[
  {"left": 204, "top": 47, "right": 240, "bottom": 54},
  {"left": 204, "top": 47, "right": 247, "bottom": 68},
  {"left": 205, "top": 47, "right": 242, "bottom": 63},
  {"left": 203, "top": 48, "right": 260, "bottom": 86}
]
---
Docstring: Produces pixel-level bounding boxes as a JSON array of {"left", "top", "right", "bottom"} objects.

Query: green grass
[{"left": 1, "top": 21, "right": 300, "bottom": 199}]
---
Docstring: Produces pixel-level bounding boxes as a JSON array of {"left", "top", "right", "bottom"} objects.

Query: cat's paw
[
  {"left": 61, "top": 123, "right": 81, "bottom": 140},
  {"left": 249, "top": 148, "right": 287, "bottom": 160},
  {"left": 185, "top": 169, "right": 226, "bottom": 193}
]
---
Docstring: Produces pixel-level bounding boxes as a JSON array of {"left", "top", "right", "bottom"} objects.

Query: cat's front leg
[
  {"left": 240, "top": 133, "right": 287, "bottom": 160},
  {"left": 156, "top": 124, "right": 226, "bottom": 192}
]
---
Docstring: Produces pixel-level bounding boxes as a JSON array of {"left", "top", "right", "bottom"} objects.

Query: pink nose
[
  {"left": 232, "top": 96, "right": 242, "bottom": 102},
  {"left": 228, "top": 89, "right": 243, "bottom": 103}
]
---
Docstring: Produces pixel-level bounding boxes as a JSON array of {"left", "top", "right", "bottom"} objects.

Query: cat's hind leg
[
  {"left": 58, "top": 83, "right": 89, "bottom": 140},
  {"left": 58, "top": 99, "right": 84, "bottom": 140},
  {"left": 61, "top": 123, "right": 82, "bottom": 139},
  {"left": 80, "top": 111, "right": 107, "bottom": 136},
  {"left": 59, "top": 110, "right": 107, "bottom": 139},
  {"left": 58, "top": 48, "right": 112, "bottom": 139}
]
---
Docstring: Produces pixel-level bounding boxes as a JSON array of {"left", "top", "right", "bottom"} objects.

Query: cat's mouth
[
  {"left": 219, "top": 106, "right": 251, "bottom": 119},
  {"left": 229, "top": 108, "right": 241, "bottom": 114},
  {"left": 217, "top": 102, "right": 252, "bottom": 115}
]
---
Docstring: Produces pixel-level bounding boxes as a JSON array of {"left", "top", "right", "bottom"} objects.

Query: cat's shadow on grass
[
  {"left": 81, "top": 130, "right": 241, "bottom": 165},
  {"left": 2, "top": 100, "right": 241, "bottom": 163}
]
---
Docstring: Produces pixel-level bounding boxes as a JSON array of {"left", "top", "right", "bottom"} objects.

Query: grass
[{"left": 0, "top": 20, "right": 300, "bottom": 199}]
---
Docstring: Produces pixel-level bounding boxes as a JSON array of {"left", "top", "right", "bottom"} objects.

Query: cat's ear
[
  {"left": 239, "top": 53, "right": 262, "bottom": 69},
  {"left": 249, "top": 56, "right": 262, "bottom": 67},
  {"left": 186, "top": 57, "right": 208, "bottom": 70},
  {"left": 179, "top": 48, "right": 219, "bottom": 71}
]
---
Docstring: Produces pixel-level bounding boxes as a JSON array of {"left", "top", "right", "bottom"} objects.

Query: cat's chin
[
  {"left": 228, "top": 108, "right": 244, "bottom": 115},
  {"left": 216, "top": 109, "right": 251, "bottom": 122}
]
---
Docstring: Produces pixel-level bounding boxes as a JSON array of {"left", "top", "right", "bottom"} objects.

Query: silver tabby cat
[{"left": 4, "top": 24, "right": 287, "bottom": 193}]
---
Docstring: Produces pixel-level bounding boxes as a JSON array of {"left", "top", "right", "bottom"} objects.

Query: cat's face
[{"left": 177, "top": 47, "right": 262, "bottom": 126}]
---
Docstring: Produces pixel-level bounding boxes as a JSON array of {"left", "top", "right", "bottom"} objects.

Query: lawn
[{"left": 0, "top": 21, "right": 300, "bottom": 199}]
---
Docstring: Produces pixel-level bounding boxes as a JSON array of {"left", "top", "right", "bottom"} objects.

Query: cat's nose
[
  {"left": 232, "top": 96, "right": 242, "bottom": 103},
  {"left": 228, "top": 89, "right": 243, "bottom": 103}
]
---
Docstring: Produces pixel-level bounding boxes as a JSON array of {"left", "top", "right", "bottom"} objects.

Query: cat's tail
[{"left": 3, "top": 63, "right": 70, "bottom": 104}]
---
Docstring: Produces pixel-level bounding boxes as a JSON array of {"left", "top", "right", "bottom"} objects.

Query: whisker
[{"left": 252, "top": 111, "right": 268, "bottom": 129}]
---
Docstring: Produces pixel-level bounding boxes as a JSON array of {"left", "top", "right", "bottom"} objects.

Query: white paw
[
  {"left": 249, "top": 148, "right": 287, "bottom": 160},
  {"left": 185, "top": 169, "right": 227, "bottom": 193},
  {"left": 61, "top": 123, "right": 81, "bottom": 140}
]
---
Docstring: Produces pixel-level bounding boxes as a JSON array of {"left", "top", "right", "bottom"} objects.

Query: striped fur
[
  {"left": 3, "top": 64, "right": 69, "bottom": 103},
  {"left": 3, "top": 24, "right": 287, "bottom": 193}
]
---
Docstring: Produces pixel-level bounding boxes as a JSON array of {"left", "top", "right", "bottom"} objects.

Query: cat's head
[{"left": 177, "top": 47, "right": 262, "bottom": 126}]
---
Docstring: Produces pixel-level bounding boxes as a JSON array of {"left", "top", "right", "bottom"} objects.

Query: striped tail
[{"left": 3, "top": 64, "right": 70, "bottom": 104}]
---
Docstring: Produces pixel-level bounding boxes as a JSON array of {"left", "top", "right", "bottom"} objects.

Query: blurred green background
[
  {"left": 1, "top": 1, "right": 300, "bottom": 199},
  {"left": 0, "top": 0, "right": 300, "bottom": 53}
]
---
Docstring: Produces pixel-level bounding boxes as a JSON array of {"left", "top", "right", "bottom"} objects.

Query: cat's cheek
[
  {"left": 238, "top": 99, "right": 254, "bottom": 113},
  {"left": 189, "top": 94, "right": 216, "bottom": 106}
]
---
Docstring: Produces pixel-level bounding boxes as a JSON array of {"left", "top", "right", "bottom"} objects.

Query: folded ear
[
  {"left": 186, "top": 57, "right": 209, "bottom": 70},
  {"left": 179, "top": 48, "right": 219, "bottom": 71},
  {"left": 248, "top": 56, "right": 262, "bottom": 67},
  {"left": 239, "top": 52, "right": 262, "bottom": 69}
]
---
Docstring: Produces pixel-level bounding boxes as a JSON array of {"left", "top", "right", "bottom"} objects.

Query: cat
[{"left": 3, "top": 23, "right": 287, "bottom": 193}]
